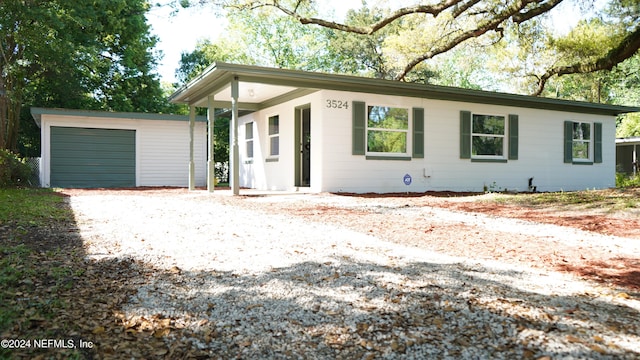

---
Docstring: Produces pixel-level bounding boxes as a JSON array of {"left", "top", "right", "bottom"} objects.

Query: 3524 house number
[{"left": 325, "top": 100, "right": 349, "bottom": 109}]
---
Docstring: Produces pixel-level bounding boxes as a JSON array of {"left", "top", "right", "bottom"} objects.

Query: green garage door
[{"left": 50, "top": 127, "right": 135, "bottom": 188}]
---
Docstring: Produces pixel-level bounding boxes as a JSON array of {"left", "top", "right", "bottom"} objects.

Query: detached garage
[{"left": 31, "top": 108, "right": 207, "bottom": 188}]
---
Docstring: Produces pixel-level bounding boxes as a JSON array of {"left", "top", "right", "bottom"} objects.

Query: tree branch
[
  {"left": 512, "top": 0, "right": 564, "bottom": 24},
  {"left": 531, "top": 24, "right": 640, "bottom": 96},
  {"left": 452, "top": 0, "right": 483, "bottom": 18},
  {"left": 240, "top": 0, "right": 467, "bottom": 35},
  {"left": 396, "top": 0, "right": 539, "bottom": 80}
]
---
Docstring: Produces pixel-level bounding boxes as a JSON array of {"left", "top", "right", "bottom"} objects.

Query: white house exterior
[
  {"left": 170, "top": 63, "right": 639, "bottom": 194},
  {"left": 31, "top": 108, "right": 207, "bottom": 188}
]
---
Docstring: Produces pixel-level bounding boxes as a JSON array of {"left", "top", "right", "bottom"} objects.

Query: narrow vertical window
[
  {"left": 565, "top": 121, "right": 602, "bottom": 164},
  {"left": 269, "top": 115, "right": 279, "bottom": 156},
  {"left": 245, "top": 122, "right": 253, "bottom": 158}
]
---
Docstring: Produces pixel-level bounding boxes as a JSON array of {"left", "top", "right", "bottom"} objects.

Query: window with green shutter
[
  {"left": 353, "top": 101, "right": 424, "bottom": 160},
  {"left": 564, "top": 120, "right": 602, "bottom": 164},
  {"left": 460, "top": 111, "right": 518, "bottom": 162},
  {"left": 367, "top": 106, "right": 409, "bottom": 154}
]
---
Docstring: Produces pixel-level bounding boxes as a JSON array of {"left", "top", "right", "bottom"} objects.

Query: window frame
[
  {"left": 470, "top": 113, "right": 507, "bottom": 161},
  {"left": 268, "top": 114, "right": 279, "bottom": 158},
  {"left": 245, "top": 122, "right": 254, "bottom": 159},
  {"left": 571, "top": 121, "right": 593, "bottom": 163},
  {"left": 365, "top": 104, "right": 411, "bottom": 158}
]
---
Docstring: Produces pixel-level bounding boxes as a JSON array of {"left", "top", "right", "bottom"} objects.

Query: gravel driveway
[{"left": 67, "top": 189, "right": 640, "bottom": 359}]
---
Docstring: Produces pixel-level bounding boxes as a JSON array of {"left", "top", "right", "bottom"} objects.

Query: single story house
[
  {"left": 169, "top": 62, "right": 639, "bottom": 194},
  {"left": 31, "top": 108, "right": 207, "bottom": 188},
  {"left": 616, "top": 137, "right": 640, "bottom": 176}
]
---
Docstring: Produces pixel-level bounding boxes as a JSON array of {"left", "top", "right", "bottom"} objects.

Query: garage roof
[
  {"left": 169, "top": 62, "right": 639, "bottom": 117},
  {"left": 30, "top": 107, "right": 207, "bottom": 127}
]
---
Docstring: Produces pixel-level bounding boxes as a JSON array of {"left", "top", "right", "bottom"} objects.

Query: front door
[{"left": 295, "top": 106, "right": 311, "bottom": 187}]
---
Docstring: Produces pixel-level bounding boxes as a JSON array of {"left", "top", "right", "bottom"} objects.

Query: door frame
[{"left": 294, "top": 104, "right": 311, "bottom": 187}]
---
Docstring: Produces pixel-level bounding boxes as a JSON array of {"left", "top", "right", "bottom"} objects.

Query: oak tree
[{"left": 184, "top": 0, "right": 639, "bottom": 97}]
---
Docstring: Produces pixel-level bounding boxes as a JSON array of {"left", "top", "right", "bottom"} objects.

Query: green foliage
[
  {"left": 214, "top": 115, "right": 230, "bottom": 179},
  {"left": 611, "top": 54, "right": 640, "bottom": 136},
  {"left": 0, "top": 150, "right": 34, "bottom": 188},
  {"left": 175, "top": 38, "right": 252, "bottom": 84},
  {"left": 550, "top": 18, "right": 620, "bottom": 60},
  {"left": 328, "top": 7, "right": 399, "bottom": 78},
  {"left": 617, "top": 113, "right": 640, "bottom": 137},
  {"left": 616, "top": 173, "right": 640, "bottom": 188},
  {"left": 2, "top": 0, "right": 172, "bottom": 155}
]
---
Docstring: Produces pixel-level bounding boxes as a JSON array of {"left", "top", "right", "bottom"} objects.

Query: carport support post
[
  {"left": 207, "top": 95, "right": 215, "bottom": 192},
  {"left": 231, "top": 77, "right": 240, "bottom": 195},
  {"left": 188, "top": 105, "right": 196, "bottom": 191}
]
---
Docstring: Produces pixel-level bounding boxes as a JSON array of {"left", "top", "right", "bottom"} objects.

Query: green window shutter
[
  {"left": 564, "top": 121, "right": 573, "bottom": 163},
  {"left": 352, "top": 101, "right": 366, "bottom": 155},
  {"left": 594, "top": 122, "right": 602, "bottom": 163},
  {"left": 412, "top": 107, "right": 425, "bottom": 158},
  {"left": 460, "top": 111, "right": 471, "bottom": 159},
  {"left": 508, "top": 114, "right": 518, "bottom": 160}
]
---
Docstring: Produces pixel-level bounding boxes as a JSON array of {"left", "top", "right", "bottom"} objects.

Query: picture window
[
  {"left": 471, "top": 114, "right": 505, "bottom": 159},
  {"left": 366, "top": 106, "right": 409, "bottom": 155}
]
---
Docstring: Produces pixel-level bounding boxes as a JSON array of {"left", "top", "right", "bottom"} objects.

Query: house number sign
[{"left": 325, "top": 100, "right": 349, "bottom": 109}]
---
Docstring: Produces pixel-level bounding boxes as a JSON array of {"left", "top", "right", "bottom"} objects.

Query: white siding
[
  {"left": 40, "top": 114, "right": 206, "bottom": 188},
  {"left": 238, "top": 92, "right": 322, "bottom": 191},
  {"left": 237, "top": 89, "right": 617, "bottom": 193},
  {"left": 137, "top": 120, "right": 207, "bottom": 187},
  {"left": 318, "top": 90, "right": 616, "bottom": 193}
]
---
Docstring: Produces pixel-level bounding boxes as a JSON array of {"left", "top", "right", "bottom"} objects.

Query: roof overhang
[
  {"left": 169, "top": 62, "right": 640, "bottom": 116},
  {"left": 30, "top": 107, "right": 207, "bottom": 128},
  {"left": 616, "top": 137, "right": 640, "bottom": 145}
]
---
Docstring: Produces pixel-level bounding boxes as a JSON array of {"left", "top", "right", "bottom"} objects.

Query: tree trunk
[
  {"left": 0, "top": 75, "right": 22, "bottom": 152},
  {"left": 6, "top": 97, "right": 21, "bottom": 152},
  {"left": 0, "top": 76, "right": 7, "bottom": 150}
]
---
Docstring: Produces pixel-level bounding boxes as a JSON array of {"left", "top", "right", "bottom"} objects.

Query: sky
[
  {"left": 145, "top": 0, "right": 589, "bottom": 85},
  {"left": 146, "top": 0, "right": 365, "bottom": 84}
]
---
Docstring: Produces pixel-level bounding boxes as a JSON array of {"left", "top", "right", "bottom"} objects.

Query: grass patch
[
  {"left": 0, "top": 188, "right": 70, "bottom": 228},
  {"left": 491, "top": 187, "right": 640, "bottom": 212}
]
